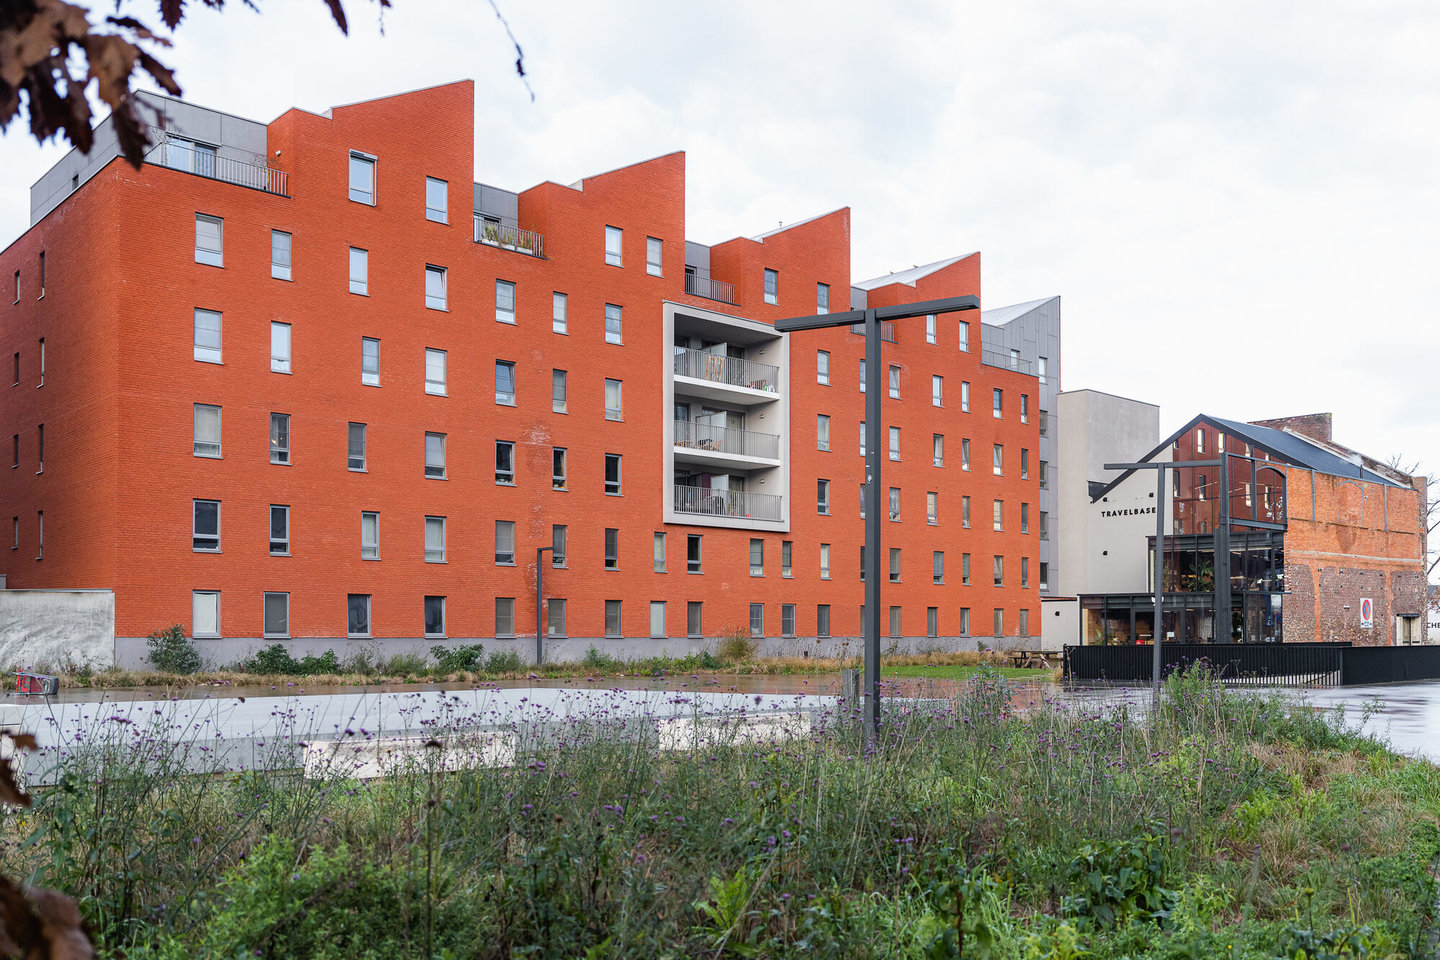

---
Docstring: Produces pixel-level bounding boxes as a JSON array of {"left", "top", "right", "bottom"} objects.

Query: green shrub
[
  {"left": 715, "top": 627, "right": 756, "bottom": 664},
  {"left": 297, "top": 649, "right": 340, "bottom": 674},
  {"left": 145, "top": 624, "right": 200, "bottom": 674},
  {"left": 484, "top": 649, "right": 524, "bottom": 673},
  {"left": 1062, "top": 832, "right": 1177, "bottom": 928},
  {"left": 246, "top": 643, "right": 299, "bottom": 675},
  {"left": 432, "top": 643, "right": 485, "bottom": 672},
  {"left": 582, "top": 645, "right": 623, "bottom": 672},
  {"left": 382, "top": 651, "right": 429, "bottom": 675}
]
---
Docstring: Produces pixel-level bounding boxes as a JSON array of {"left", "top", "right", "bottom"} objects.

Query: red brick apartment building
[{"left": 0, "top": 81, "right": 1045, "bottom": 665}]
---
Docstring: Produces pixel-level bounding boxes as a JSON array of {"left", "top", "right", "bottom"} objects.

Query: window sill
[
  {"left": 605, "top": 492, "right": 623, "bottom": 497},
  {"left": 496, "top": 400, "right": 516, "bottom": 407},
  {"left": 347, "top": 634, "right": 372, "bottom": 640},
  {"left": 349, "top": 467, "right": 367, "bottom": 473},
  {"left": 425, "top": 475, "right": 448, "bottom": 481},
  {"left": 425, "top": 388, "right": 447, "bottom": 397},
  {"left": 350, "top": 289, "right": 369, "bottom": 297},
  {"left": 604, "top": 566, "right": 619, "bottom": 572},
  {"left": 362, "top": 556, "right": 380, "bottom": 561},
  {"left": 552, "top": 486, "right": 568, "bottom": 492},
  {"left": 426, "top": 305, "right": 449, "bottom": 312},
  {"left": 262, "top": 635, "right": 290, "bottom": 640},
  {"left": 270, "top": 551, "right": 290, "bottom": 557},
  {"left": 271, "top": 370, "right": 292, "bottom": 376},
  {"left": 194, "top": 549, "right": 222, "bottom": 554},
  {"left": 425, "top": 559, "right": 447, "bottom": 564},
  {"left": 496, "top": 318, "right": 516, "bottom": 325},
  {"left": 496, "top": 480, "right": 516, "bottom": 487},
  {"left": 496, "top": 561, "right": 516, "bottom": 567}
]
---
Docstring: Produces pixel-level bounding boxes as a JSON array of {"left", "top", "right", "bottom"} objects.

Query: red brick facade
[{"left": 0, "top": 82, "right": 1043, "bottom": 655}]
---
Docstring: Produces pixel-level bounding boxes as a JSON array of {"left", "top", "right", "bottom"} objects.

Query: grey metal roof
[
  {"left": 1090, "top": 413, "right": 1408, "bottom": 502},
  {"left": 750, "top": 209, "right": 845, "bottom": 241},
  {"left": 979, "top": 295, "right": 1060, "bottom": 327},
  {"left": 852, "top": 253, "right": 978, "bottom": 291}
]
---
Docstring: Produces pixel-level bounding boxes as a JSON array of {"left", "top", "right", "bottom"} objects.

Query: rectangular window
[
  {"left": 932, "top": 434, "right": 944, "bottom": 467},
  {"left": 655, "top": 531, "right": 669, "bottom": 573},
  {"left": 817, "top": 478, "right": 830, "bottom": 515},
  {"left": 1038, "top": 410, "right": 1049, "bottom": 437},
  {"left": 750, "top": 603, "right": 764, "bottom": 638},
  {"left": 1021, "top": 556, "right": 1030, "bottom": 589},
  {"left": 1020, "top": 448, "right": 1029, "bottom": 479},
  {"left": 781, "top": 603, "right": 796, "bottom": 638},
  {"left": 993, "top": 608, "right": 1004, "bottom": 639},
  {"left": 604, "top": 453, "right": 622, "bottom": 495},
  {"left": 820, "top": 543, "right": 831, "bottom": 579},
  {"left": 552, "top": 447, "right": 567, "bottom": 490},
  {"left": 552, "top": 292, "right": 567, "bottom": 333},
  {"left": 993, "top": 444, "right": 1003, "bottom": 476},
  {"left": 817, "top": 282, "right": 829, "bottom": 314},
  {"left": 604, "top": 528, "right": 619, "bottom": 570},
  {"left": 962, "top": 496, "right": 971, "bottom": 528},
  {"left": 1021, "top": 502, "right": 1030, "bottom": 533},
  {"left": 425, "top": 596, "right": 446, "bottom": 638},
  {"left": 932, "top": 375, "right": 943, "bottom": 407},
  {"left": 962, "top": 552, "right": 971, "bottom": 585},
  {"left": 1020, "top": 394, "right": 1029, "bottom": 424},
  {"left": 344, "top": 594, "right": 371, "bottom": 638},
  {"left": 1019, "top": 608, "right": 1031, "bottom": 637},
  {"left": 424, "top": 516, "right": 446, "bottom": 562},
  {"left": 889, "top": 547, "right": 901, "bottom": 582},
  {"left": 817, "top": 350, "right": 830, "bottom": 384},
  {"left": 269, "top": 413, "right": 290, "bottom": 465},
  {"left": 993, "top": 555, "right": 1004, "bottom": 587},
  {"left": 425, "top": 265, "right": 447, "bottom": 310},
  {"left": 424, "top": 431, "right": 446, "bottom": 478},
  {"left": 605, "top": 600, "right": 622, "bottom": 638},
  {"left": 37, "top": 250, "right": 45, "bottom": 296},
  {"left": 425, "top": 177, "right": 448, "bottom": 223},
  {"left": 960, "top": 607, "right": 971, "bottom": 637},
  {"left": 494, "top": 279, "right": 516, "bottom": 325},
  {"left": 993, "top": 388, "right": 1003, "bottom": 418},
  {"left": 348, "top": 422, "right": 366, "bottom": 471},
  {"left": 933, "top": 550, "right": 944, "bottom": 584},
  {"left": 927, "top": 607, "right": 938, "bottom": 639},
  {"left": 552, "top": 524, "right": 567, "bottom": 567},
  {"left": 195, "top": 213, "right": 223, "bottom": 266},
  {"left": 889, "top": 606, "right": 902, "bottom": 639},
  {"left": 1039, "top": 460, "right": 1049, "bottom": 489},
  {"left": 993, "top": 500, "right": 1004, "bottom": 531},
  {"left": 349, "top": 247, "right": 368, "bottom": 294},
  {"left": 194, "top": 309, "right": 222, "bottom": 363},
  {"left": 649, "top": 601, "right": 667, "bottom": 638},
  {"left": 495, "top": 598, "right": 516, "bottom": 638},
  {"left": 817, "top": 604, "right": 830, "bottom": 638},
  {"left": 269, "top": 504, "right": 289, "bottom": 555},
  {"left": 419, "top": 348, "right": 447, "bottom": 397},
  {"left": 270, "top": 322, "right": 291, "bottom": 374},
  {"left": 926, "top": 313, "right": 937, "bottom": 344},
  {"left": 860, "top": 358, "right": 866, "bottom": 392},
  {"left": 749, "top": 539, "right": 764, "bottom": 576},
  {"left": 888, "top": 365, "right": 901, "bottom": 399},
  {"left": 495, "top": 440, "right": 515, "bottom": 485},
  {"left": 889, "top": 426, "right": 900, "bottom": 461},
  {"left": 687, "top": 601, "right": 703, "bottom": 638},
  {"left": 889, "top": 486, "right": 901, "bottom": 521},
  {"left": 1038, "top": 356, "right": 1048, "bottom": 384},
  {"left": 270, "top": 230, "right": 291, "bottom": 280},
  {"left": 361, "top": 511, "right": 378, "bottom": 559},
  {"left": 551, "top": 369, "right": 567, "bottom": 413},
  {"left": 547, "top": 598, "right": 566, "bottom": 638},
  {"left": 687, "top": 534, "right": 703, "bottom": 573},
  {"left": 361, "top": 337, "right": 380, "bottom": 385},
  {"left": 763, "top": 267, "right": 778, "bottom": 305},
  {"left": 36, "top": 424, "right": 42, "bottom": 471},
  {"left": 781, "top": 540, "right": 792, "bottom": 577},
  {"left": 958, "top": 320, "right": 969, "bottom": 351},
  {"left": 263, "top": 592, "right": 289, "bottom": 638},
  {"left": 193, "top": 591, "right": 220, "bottom": 638},
  {"left": 348, "top": 152, "right": 375, "bottom": 204},
  {"left": 817, "top": 414, "right": 830, "bottom": 451},
  {"left": 646, "top": 236, "right": 662, "bottom": 276},
  {"left": 495, "top": 520, "right": 515, "bottom": 565},
  {"left": 193, "top": 499, "right": 219, "bottom": 551},
  {"left": 495, "top": 361, "right": 516, "bottom": 405},
  {"left": 604, "top": 303, "right": 623, "bottom": 344},
  {"left": 860, "top": 421, "right": 866, "bottom": 456},
  {"left": 927, "top": 491, "right": 938, "bottom": 525},
  {"left": 605, "top": 225, "right": 623, "bottom": 266},
  {"left": 604, "top": 378, "right": 622, "bottom": 420},
  {"left": 193, "top": 403, "right": 221, "bottom": 457},
  {"left": 1040, "top": 512, "right": 1049, "bottom": 540},
  {"left": 1039, "top": 562, "right": 1050, "bottom": 592}
]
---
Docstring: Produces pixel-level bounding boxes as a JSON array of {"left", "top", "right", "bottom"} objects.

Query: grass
[
  {"left": 885, "top": 662, "right": 1057, "bottom": 681},
  {"left": 4, "top": 666, "right": 1436, "bottom": 957}
]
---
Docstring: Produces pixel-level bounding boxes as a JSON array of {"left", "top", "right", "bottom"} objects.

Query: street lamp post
[
  {"left": 536, "top": 545, "right": 554, "bottom": 666},
  {"left": 776, "top": 295, "right": 980, "bottom": 741}
]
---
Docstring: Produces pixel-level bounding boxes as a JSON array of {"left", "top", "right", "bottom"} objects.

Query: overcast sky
[{"left": 2, "top": 0, "right": 1436, "bottom": 486}]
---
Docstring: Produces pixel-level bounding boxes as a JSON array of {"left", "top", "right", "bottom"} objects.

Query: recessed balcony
[
  {"left": 673, "top": 348, "right": 779, "bottom": 405},
  {"left": 673, "top": 419, "right": 780, "bottom": 468},
  {"left": 673, "top": 485, "right": 783, "bottom": 521}
]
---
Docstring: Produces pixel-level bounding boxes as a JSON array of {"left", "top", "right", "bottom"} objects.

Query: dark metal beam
[
  {"left": 773, "top": 309, "right": 866, "bottom": 332},
  {"left": 872, "top": 295, "right": 980, "bottom": 322}
]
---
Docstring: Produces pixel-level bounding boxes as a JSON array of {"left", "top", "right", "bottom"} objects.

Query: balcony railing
[
  {"left": 673, "top": 348, "right": 779, "bottom": 393},
  {"left": 145, "top": 138, "right": 288, "bottom": 196},
  {"left": 674, "top": 420, "right": 780, "bottom": 460},
  {"left": 684, "top": 272, "right": 736, "bottom": 304},
  {"left": 674, "top": 485, "right": 783, "bottom": 521},
  {"left": 979, "top": 348, "right": 1034, "bottom": 376},
  {"left": 849, "top": 321, "right": 897, "bottom": 343},
  {"left": 473, "top": 217, "right": 545, "bottom": 258}
]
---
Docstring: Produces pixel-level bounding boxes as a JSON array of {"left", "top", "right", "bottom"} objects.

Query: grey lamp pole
[
  {"left": 536, "top": 546, "right": 554, "bottom": 666},
  {"left": 1104, "top": 458, "right": 1222, "bottom": 707},
  {"left": 777, "top": 295, "right": 980, "bottom": 742}
]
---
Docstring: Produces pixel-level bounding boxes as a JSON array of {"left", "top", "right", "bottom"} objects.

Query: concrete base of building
[
  {"left": 0, "top": 589, "right": 114, "bottom": 671},
  {"left": 111, "top": 633, "right": 1043, "bottom": 671}
]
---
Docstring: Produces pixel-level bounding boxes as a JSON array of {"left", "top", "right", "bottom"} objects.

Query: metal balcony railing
[
  {"left": 849, "top": 321, "right": 897, "bottom": 342},
  {"left": 674, "top": 420, "right": 780, "bottom": 460},
  {"left": 473, "top": 217, "right": 545, "bottom": 258},
  {"left": 145, "top": 138, "right": 288, "bottom": 196},
  {"left": 673, "top": 348, "right": 779, "bottom": 393},
  {"left": 684, "top": 272, "right": 736, "bottom": 304},
  {"left": 979, "top": 348, "right": 1034, "bottom": 376},
  {"left": 673, "top": 485, "right": 783, "bottom": 521}
]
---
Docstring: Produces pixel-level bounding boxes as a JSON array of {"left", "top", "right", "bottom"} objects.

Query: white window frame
[
  {"left": 195, "top": 213, "right": 223, "bottom": 267},
  {"left": 270, "top": 230, "right": 291, "bottom": 281},
  {"left": 817, "top": 282, "right": 829, "bottom": 314},
  {"left": 361, "top": 337, "right": 380, "bottom": 386},
  {"left": 552, "top": 369, "right": 567, "bottom": 413},
  {"left": 424, "top": 432, "right": 447, "bottom": 479},
  {"left": 270, "top": 322, "right": 291, "bottom": 374},
  {"left": 925, "top": 313, "right": 936, "bottom": 344},
  {"left": 495, "top": 360, "right": 516, "bottom": 406},
  {"left": 605, "top": 225, "right": 623, "bottom": 266},
  {"left": 193, "top": 403, "right": 221, "bottom": 458},
  {"left": 817, "top": 350, "right": 830, "bottom": 384},
  {"left": 193, "top": 499, "right": 220, "bottom": 552},
  {"left": 993, "top": 388, "right": 1003, "bottom": 419},
  {"left": 958, "top": 320, "right": 970, "bottom": 351},
  {"left": 425, "top": 176, "right": 448, "bottom": 223},
  {"left": 424, "top": 516, "right": 446, "bottom": 562},
  {"left": 656, "top": 531, "right": 669, "bottom": 573},
  {"left": 349, "top": 247, "right": 368, "bottom": 295},
  {"left": 361, "top": 511, "right": 379, "bottom": 559},
  {"left": 425, "top": 264, "right": 447, "bottom": 310},
  {"left": 888, "top": 365, "right": 901, "bottom": 399},
  {"left": 605, "top": 453, "right": 622, "bottom": 495},
  {"left": 496, "top": 279, "right": 516, "bottom": 324},
  {"left": 348, "top": 152, "right": 375, "bottom": 204},
  {"left": 269, "top": 413, "right": 290, "bottom": 465},
  {"left": 192, "top": 590, "right": 220, "bottom": 638},
  {"left": 552, "top": 292, "right": 567, "bottom": 334},
  {"left": 820, "top": 543, "right": 830, "bottom": 579},
  {"left": 889, "top": 426, "right": 900, "bottom": 461},
  {"left": 425, "top": 596, "right": 446, "bottom": 638},
  {"left": 817, "top": 414, "right": 830, "bottom": 451},
  {"left": 495, "top": 440, "right": 515, "bottom": 485},
  {"left": 194, "top": 309, "right": 222, "bottom": 364},
  {"left": 763, "top": 268, "right": 778, "bottom": 305},
  {"left": 552, "top": 446, "right": 567, "bottom": 490},
  {"left": 263, "top": 592, "right": 289, "bottom": 638},
  {"left": 650, "top": 601, "right": 667, "bottom": 639},
  {"left": 425, "top": 348, "right": 447, "bottom": 396},
  {"left": 817, "top": 479, "right": 830, "bottom": 515},
  {"left": 495, "top": 520, "right": 516, "bottom": 565},
  {"left": 961, "top": 381, "right": 970, "bottom": 412},
  {"left": 270, "top": 504, "right": 289, "bottom": 555},
  {"left": 933, "top": 434, "right": 944, "bottom": 467},
  {"left": 932, "top": 375, "right": 943, "bottom": 407},
  {"left": 348, "top": 422, "right": 367, "bottom": 471},
  {"left": 604, "top": 303, "right": 623, "bottom": 344},
  {"left": 604, "top": 378, "right": 622, "bottom": 420},
  {"left": 646, "top": 236, "right": 662, "bottom": 276}
]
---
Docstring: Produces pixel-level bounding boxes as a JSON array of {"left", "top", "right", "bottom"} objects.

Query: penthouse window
[
  {"left": 605, "top": 225, "right": 623, "bottom": 266},
  {"left": 763, "top": 268, "right": 778, "bottom": 305},
  {"left": 496, "top": 280, "right": 516, "bottom": 324},
  {"left": 193, "top": 499, "right": 220, "bottom": 551},
  {"left": 193, "top": 404, "right": 221, "bottom": 458},
  {"left": 271, "top": 230, "right": 291, "bottom": 280},
  {"left": 424, "top": 265, "right": 447, "bottom": 310},
  {"left": 349, "top": 247, "right": 368, "bottom": 294},
  {"left": 425, "top": 177, "right": 448, "bottom": 223},
  {"left": 194, "top": 309, "right": 222, "bottom": 364},
  {"left": 348, "top": 152, "right": 375, "bottom": 204},
  {"left": 194, "top": 214, "right": 223, "bottom": 267}
]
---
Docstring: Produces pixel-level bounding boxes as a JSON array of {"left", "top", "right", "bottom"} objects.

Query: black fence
[{"left": 1064, "top": 643, "right": 1440, "bottom": 686}]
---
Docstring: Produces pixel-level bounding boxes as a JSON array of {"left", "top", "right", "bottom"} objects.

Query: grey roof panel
[
  {"left": 979, "top": 295, "right": 1060, "bottom": 327},
  {"left": 852, "top": 253, "right": 978, "bottom": 291}
]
